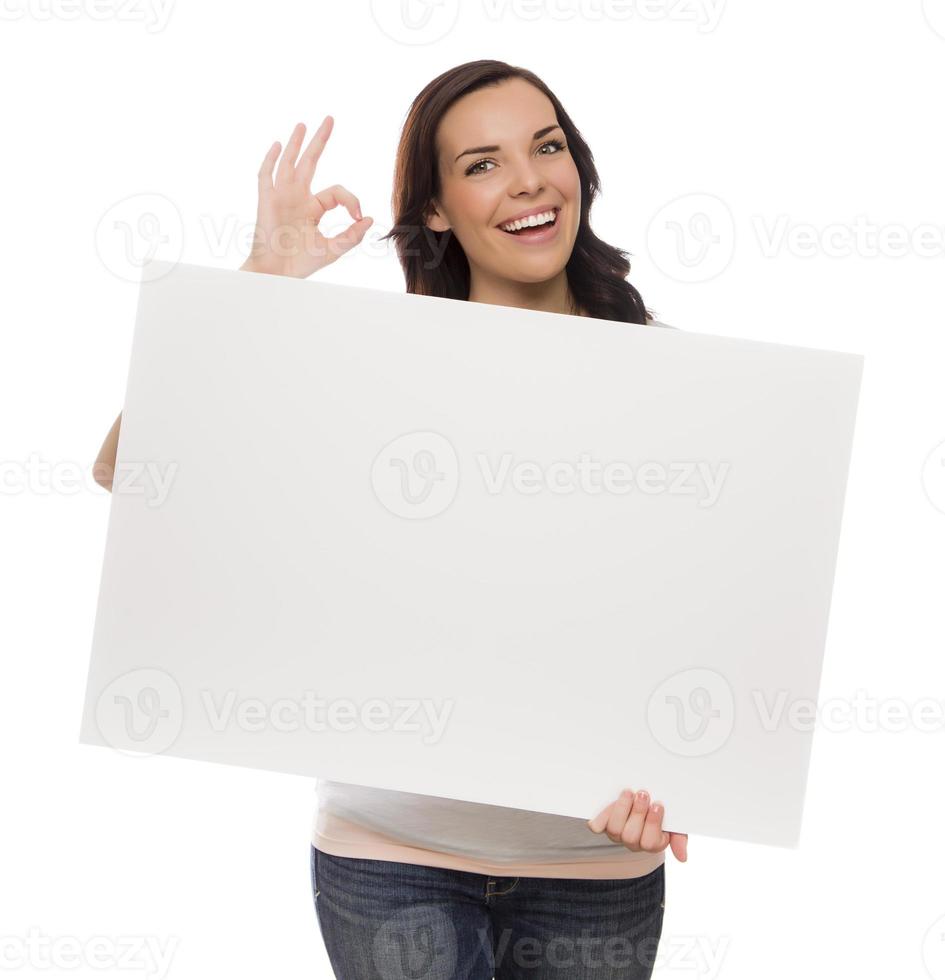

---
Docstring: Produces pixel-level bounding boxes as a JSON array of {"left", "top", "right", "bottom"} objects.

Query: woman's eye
[
  {"left": 539, "top": 138, "right": 567, "bottom": 155},
  {"left": 464, "top": 139, "right": 567, "bottom": 177},
  {"left": 465, "top": 158, "right": 495, "bottom": 176}
]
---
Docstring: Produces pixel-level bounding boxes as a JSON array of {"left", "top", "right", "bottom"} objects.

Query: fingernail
[{"left": 637, "top": 790, "right": 649, "bottom": 803}]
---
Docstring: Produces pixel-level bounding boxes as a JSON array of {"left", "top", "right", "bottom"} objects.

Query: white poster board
[{"left": 80, "top": 260, "right": 863, "bottom": 847}]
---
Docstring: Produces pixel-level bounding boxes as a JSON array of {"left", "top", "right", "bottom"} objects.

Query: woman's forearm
[{"left": 93, "top": 412, "right": 122, "bottom": 491}]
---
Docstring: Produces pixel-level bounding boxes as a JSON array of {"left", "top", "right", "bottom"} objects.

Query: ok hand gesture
[{"left": 241, "top": 117, "right": 373, "bottom": 279}]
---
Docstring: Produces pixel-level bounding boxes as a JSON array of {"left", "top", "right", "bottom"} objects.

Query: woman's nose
[
  {"left": 509, "top": 172, "right": 544, "bottom": 197},
  {"left": 506, "top": 157, "right": 546, "bottom": 196}
]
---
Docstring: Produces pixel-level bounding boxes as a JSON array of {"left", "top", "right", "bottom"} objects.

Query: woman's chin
[{"left": 500, "top": 254, "right": 569, "bottom": 282}]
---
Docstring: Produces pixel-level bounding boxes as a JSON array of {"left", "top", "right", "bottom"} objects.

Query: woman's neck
[{"left": 466, "top": 268, "right": 585, "bottom": 317}]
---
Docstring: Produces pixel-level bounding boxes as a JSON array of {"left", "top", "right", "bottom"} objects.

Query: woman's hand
[
  {"left": 241, "top": 117, "right": 373, "bottom": 279},
  {"left": 588, "top": 789, "right": 688, "bottom": 862}
]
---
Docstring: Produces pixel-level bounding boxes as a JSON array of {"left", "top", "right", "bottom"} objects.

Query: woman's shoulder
[{"left": 648, "top": 318, "right": 678, "bottom": 330}]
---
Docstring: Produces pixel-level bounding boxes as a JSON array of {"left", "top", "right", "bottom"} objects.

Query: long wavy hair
[{"left": 380, "top": 60, "right": 655, "bottom": 325}]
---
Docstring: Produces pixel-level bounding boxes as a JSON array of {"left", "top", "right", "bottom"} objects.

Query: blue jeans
[{"left": 310, "top": 846, "right": 665, "bottom": 979}]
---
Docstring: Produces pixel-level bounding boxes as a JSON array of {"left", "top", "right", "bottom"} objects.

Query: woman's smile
[{"left": 496, "top": 205, "right": 563, "bottom": 245}]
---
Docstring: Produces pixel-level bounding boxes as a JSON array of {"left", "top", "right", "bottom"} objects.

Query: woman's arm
[
  {"left": 92, "top": 412, "right": 122, "bottom": 491},
  {"left": 92, "top": 118, "right": 372, "bottom": 494}
]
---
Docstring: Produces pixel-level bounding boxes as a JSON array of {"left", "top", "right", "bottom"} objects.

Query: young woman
[{"left": 94, "top": 60, "right": 688, "bottom": 980}]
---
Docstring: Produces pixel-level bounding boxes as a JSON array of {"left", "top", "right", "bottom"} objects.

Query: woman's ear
[{"left": 425, "top": 202, "right": 450, "bottom": 233}]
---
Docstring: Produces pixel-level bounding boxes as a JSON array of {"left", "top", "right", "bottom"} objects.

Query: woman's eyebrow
[{"left": 454, "top": 124, "right": 561, "bottom": 162}]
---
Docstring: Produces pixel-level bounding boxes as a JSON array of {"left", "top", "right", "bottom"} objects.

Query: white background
[{"left": 2, "top": 1, "right": 944, "bottom": 978}]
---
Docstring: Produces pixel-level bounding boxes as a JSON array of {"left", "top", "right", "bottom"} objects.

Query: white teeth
[{"left": 501, "top": 209, "right": 557, "bottom": 233}]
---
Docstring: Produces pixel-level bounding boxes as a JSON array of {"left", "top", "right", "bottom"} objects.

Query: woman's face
[{"left": 427, "top": 77, "right": 581, "bottom": 285}]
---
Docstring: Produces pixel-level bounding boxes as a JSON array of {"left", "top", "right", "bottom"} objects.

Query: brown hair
[{"left": 380, "top": 59, "right": 655, "bottom": 324}]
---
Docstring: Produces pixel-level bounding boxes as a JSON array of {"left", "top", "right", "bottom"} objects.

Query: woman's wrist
[{"left": 239, "top": 257, "right": 309, "bottom": 279}]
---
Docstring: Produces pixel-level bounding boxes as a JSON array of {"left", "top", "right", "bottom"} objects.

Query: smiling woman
[
  {"left": 91, "top": 57, "right": 679, "bottom": 980},
  {"left": 309, "top": 60, "right": 681, "bottom": 980},
  {"left": 380, "top": 62, "right": 658, "bottom": 325}
]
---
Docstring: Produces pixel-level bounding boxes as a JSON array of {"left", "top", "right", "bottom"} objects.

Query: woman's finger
[
  {"left": 297, "top": 115, "right": 333, "bottom": 188},
  {"left": 257, "top": 141, "right": 281, "bottom": 194},
  {"left": 669, "top": 832, "right": 688, "bottom": 862},
  {"left": 276, "top": 122, "right": 307, "bottom": 183},
  {"left": 640, "top": 802, "right": 670, "bottom": 852},
  {"left": 587, "top": 801, "right": 614, "bottom": 835},
  {"left": 322, "top": 217, "right": 374, "bottom": 261},
  {"left": 310, "top": 184, "right": 363, "bottom": 224},
  {"left": 604, "top": 789, "right": 634, "bottom": 842},
  {"left": 618, "top": 790, "right": 650, "bottom": 848}
]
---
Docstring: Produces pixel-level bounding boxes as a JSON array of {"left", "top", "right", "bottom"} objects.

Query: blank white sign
[{"left": 80, "top": 260, "right": 863, "bottom": 847}]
